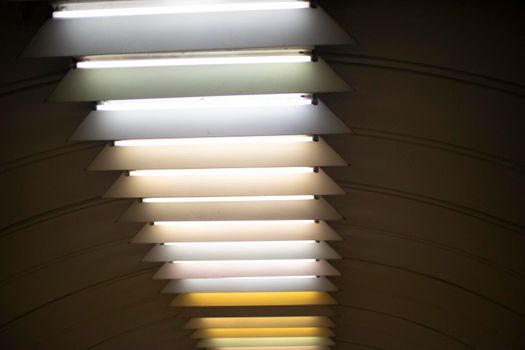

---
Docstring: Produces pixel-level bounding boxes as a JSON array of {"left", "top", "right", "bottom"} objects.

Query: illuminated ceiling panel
[
  {"left": 143, "top": 241, "right": 340, "bottom": 262},
  {"left": 210, "top": 347, "right": 331, "bottom": 350},
  {"left": 196, "top": 336, "right": 335, "bottom": 348},
  {"left": 71, "top": 101, "right": 350, "bottom": 141},
  {"left": 26, "top": 7, "right": 352, "bottom": 56},
  {"left": 170, "top": 292, "right": 337, "bottom": 307},
  {"left": 153, "top": 260, "right": 340, "bottom": 279},
  {"left": 49, "top": 60, "right": 349, "bottom": 101},
  {"left": 119, "top": 198, "right": 342, "bottom": 222},
  {"left": 192, "top": 327, "right": 335, "bottom": 338},
  {"left": 184, "top": 316, "right": 335, "bottom": 329},
  {"left": 103, "top": 170, "right": 345, "bottom": 198},
  {"left": 132, "top": 220, "right": 341, "bottom": 243},
  {"left": 34, "top": 1, "right": 350, "bottom": 348},
  {"left": 88, "top": 138, "right": 346, "bottom": 170},
  {"left": 161, "top": 276, "right": 337, "bottom": 293}
]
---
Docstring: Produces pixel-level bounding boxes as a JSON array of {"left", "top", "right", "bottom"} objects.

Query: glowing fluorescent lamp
[
  {"left": 161, "top": 276, "right": 335, "bottom": 293},
  {"left": 142, "top": 195, "right": 315, "bottom": 203},
  {"left": 128, "top": 167, "right": 314, "bottom": 176},
  {"left": 114, "top": 135, "right": 314, "bottom": 147},
  {"left": 164, "top": 240, "right": 317, "bottom": 246},
  {"left": 77, "top": 55, "right": 310, "bottom": 69},
  {"left": 153, "top": 259, "right": 339, "bottom": 279},
  {"left": 172, "top": 259, "right": 317, "bottom": 264},
  {"left": 192, "top": 327, "right": 334, "bottom": 339},
  {"left": 171, "top": 291, "right": 337, "bottom": 307},
  {"left": 53, "top": 1, "right": 310, "bottom": 19},
  {"left": 154, "top": 220, "right": 316, "bottom": 226},
  {"left": 206, "top": 347, "right": 332, "bottom": 350},
  {"left": 184, "top": 316, "right": 335, "bottom": 329},
  {"left": 214, "top": 275, "right": 317, "bottom": 279},
  {"left": 96, "top": 93, "right": 312, "bottom": 111},
  {"left": 196, "top": 336, "right": 335, "bottom": 348},
  {"left": 145, "top": 241, "right": 339, "bottom": 262}
]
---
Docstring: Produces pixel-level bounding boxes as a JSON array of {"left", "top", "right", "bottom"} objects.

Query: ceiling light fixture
[
  {"left": 196, "top": 336, "right": 334, "bottom": 348},
  {"left": 171, "top": 259, "right": 317, "bottom": 264},
  {"left": 171, "top": 291, "right": 337, "bottom": 307},
  {"left": 53, "top": 1, "right": 311, "bottom": 19},
  {"left": 184, "top": 316, "right": 334, "bottom": 329},
  {"left": 161, "top": 276, "right": 336, "bottom": 294},
  {"left": 155, "top": 220, "right": 316, "bottom": 226},
  {"left": 128, "top": 167, "right": 315, "bottom": 176},
  {"left": 77, "top": 54, "right": 311, "bottom": 69},
  {"left": 163, "top": 240, "right": 317, "bottom": 246},
  {"left": 96, "top": 93, "right": 313, "bottom": 111},
  {"left": 192, "top": 327, "right": 334, "bottom": 338},
  {"left": 142, "top": 195, "right": 315, "bottom": 203},
  {"left": 114, "top": 135, "right": 314, "bottom": 147},
  {"left": 145, "top": 241, "right": 338, "bottom": 262}
]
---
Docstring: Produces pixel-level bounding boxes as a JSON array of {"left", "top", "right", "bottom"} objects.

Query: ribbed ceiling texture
[{"left": 1, "top": 1, "right": 524, "bottom": 349}]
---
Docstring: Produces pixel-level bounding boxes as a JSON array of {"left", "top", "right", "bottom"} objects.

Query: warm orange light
[
  {"left": 171, "top": 291, "right": 336, "bottom": 307},
  {"left": 185, "top": 316, "right": 335, "bottom": 329},
  {"left": 192, "top": 327, "right": 334, "bottom": 338}
]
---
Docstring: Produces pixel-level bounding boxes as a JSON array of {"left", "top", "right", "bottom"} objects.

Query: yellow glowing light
[
  {"left": 185, "top": 316, "right": 335, "bottom": 329},
  {"left": 212, "top": 347, "right": 331, "bottom": 350},
  {"left": 171, "top": 291, "right": 336, "bottom": 307},
  {"left": 192, "top": 327, "right": 334, "bottom": 338},
  {"left": 197, "top": 337, "right": 334, "bottom": 348}
]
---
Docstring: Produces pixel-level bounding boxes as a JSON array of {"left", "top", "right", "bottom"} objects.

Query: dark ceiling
[{"left": 1, "top": 1, "right": 524, "bottom": 349}]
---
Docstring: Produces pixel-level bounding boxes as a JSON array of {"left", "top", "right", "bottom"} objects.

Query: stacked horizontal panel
[{"left": 29, "top": 1, "right": 353, "bottom": 348}]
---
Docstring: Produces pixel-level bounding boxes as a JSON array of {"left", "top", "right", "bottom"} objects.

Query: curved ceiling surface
[{"left": 0, "top": 1, "right": 524, "bottom": 349}]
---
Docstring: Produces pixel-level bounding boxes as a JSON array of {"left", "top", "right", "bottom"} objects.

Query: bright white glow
[
  {"left": 172, "top": 259, "right": 317, "bottom": 264},
  {"left": 155, "top": 220, "right": 316, "bottom": 226},
  {"left": 96, "top": 94, "right": 312, "bottom": 111},
  {"left": 53, "top": 1, "right": 310, "bottom": 18},
  {"left": 164, "top": 240, "right": 317, "bottom": 246},
  {"left": 214, "top": 275, "right": 318, "bottom": 279},
  {"left": 142, "top": 195, "right": 315, "bottom": 203},
  {"left": 146, "top": 241, "right": 334, "bottom": 262},
  {"left": 129, "top": 167, "right": 314, "bottom": 176},
  {"left": 114, "top": 135, "right": 313, "bottom": 147},
  {"left": 77, "top": 55, "right": 310, "bottom": 69}
]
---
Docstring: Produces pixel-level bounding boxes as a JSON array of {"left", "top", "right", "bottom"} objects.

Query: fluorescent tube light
[
  {"left": 96, "top": 93, "right": 313, "bottom": 111},
  {"left": 154, "top": 220, "right": 316, "bottom": 226},
  {"left": 213, "top": 275, "right": 318, "bottom": 279},
  {"left": 114, "top": 135, "right": 314, "bottom": 147},
  {"left": 153, "top": 259, "right": 339, "bottom": 279},
  {"left": 192, "top": 327, "right": 334, "bottom": 339},
  {"left": 171, "top": 259, "right": 317, "bottom": 264},
  {"left": 128, "top": 167, "right": 314, "bottom": 176},
  {"left": 196, "top": 336, "right": 334, "bottom": 348},
  {"left": 172, "top": 292, "right": 336, "bottom": 307},
  {"left": 53, "top": 1, "right": 310, "bottom": 18},
  {"left": 164, "top": 240, "right": 317, "bottom": 246},
  {"left": 144, "top": 241, "right": 339, "bottom": 262},
  {"left": 202, "top": 347, "right": 331, "bottom": 350},
  {"left": 185, "top": 316, "right": 334, "bottom": 329},
  {"left": 77, "top": 55, "right": 310, "bottom": 69},
  {"left": 142, "top": 195, "right": 315, "bottom": 203}
]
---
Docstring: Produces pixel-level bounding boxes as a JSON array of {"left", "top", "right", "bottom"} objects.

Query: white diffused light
[
  {"left": 172, "top": 259, "right": 317, "bottom": 264},
  {"left": 77, "top": 55, "right": 310, "bottom": 69},
  {"left": 53, "top": 1, "right": 310, "bottom": 18},
  {"left": 96, "top": 94, "right": 312, "bottom": 111},
  {"left": 142, "top": 195, "right": 315, "bottom": 203},
  {"left": 164, "top": 240, "right": 317, "bottom": 246},
  {"left": 154, "top": 220, "right": 316, "bottom": 226},
  {"left": 114, "top": 135, "right": 314, "bottom": 147},
  {"left": 129, "top": 167, "right": 314, "bottom": 176}
]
